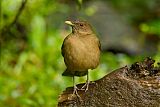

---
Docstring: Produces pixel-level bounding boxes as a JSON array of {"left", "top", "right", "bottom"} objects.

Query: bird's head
[{"left": 65, "top": 20, "right": 93, "bottom": 35}]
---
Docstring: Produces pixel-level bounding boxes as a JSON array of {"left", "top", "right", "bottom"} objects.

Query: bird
[{"left": 61, "top": 20, "right": 101, "bottom": 97}]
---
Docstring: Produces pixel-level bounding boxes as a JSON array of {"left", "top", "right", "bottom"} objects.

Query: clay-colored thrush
[{"left": 61, "top": 20, "right": 101, "bottom": 96}]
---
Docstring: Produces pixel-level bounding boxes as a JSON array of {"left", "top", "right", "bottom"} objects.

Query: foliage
[{"left": 0, "top": 0, "right": 160, "bottom": 106}]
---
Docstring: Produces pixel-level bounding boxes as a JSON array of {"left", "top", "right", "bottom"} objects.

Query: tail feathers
[
  {"left": 62, "top": 69, "right": 72, "bottom": 76},
  {"left": 62, "top": 69, "right": 88, "bottom": 77}
]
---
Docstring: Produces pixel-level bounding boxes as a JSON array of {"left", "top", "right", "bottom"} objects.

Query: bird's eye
[{"left": 80, "top": 24, "right": 83, "bottom": 27}]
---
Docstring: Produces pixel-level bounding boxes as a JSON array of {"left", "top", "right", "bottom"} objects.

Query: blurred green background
[{"left": 0, "top": 0, "right": 160, "bottom": 106}]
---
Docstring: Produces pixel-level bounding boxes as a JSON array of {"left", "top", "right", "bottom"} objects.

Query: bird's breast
[{"left": 64, "top": 36, "right": 100, "bottom": 70}]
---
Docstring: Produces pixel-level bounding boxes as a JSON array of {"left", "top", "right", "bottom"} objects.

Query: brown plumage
[{"left": 61, "top": 20, "right": 101, "bottom": 97}]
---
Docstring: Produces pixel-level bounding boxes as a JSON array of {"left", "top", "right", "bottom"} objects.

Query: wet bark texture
[{"left": 58, "top": 58, "right": 160, "bottom": 107}]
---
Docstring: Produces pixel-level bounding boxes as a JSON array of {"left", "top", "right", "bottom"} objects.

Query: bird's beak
[{"left": 65, "top": 21, "right": 74, "bottom": 26}]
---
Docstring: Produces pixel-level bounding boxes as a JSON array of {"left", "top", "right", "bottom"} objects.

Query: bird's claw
[
  {"left": 71, "top": 85, "right": 81, "bottom": 99},
  {"left": 81, "top": 81, "right": 90, "bottom": 92}
]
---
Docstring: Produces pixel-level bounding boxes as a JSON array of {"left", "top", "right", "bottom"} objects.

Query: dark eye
[{"left": 80, "top": 24, "right": 83, "bottom": 26}]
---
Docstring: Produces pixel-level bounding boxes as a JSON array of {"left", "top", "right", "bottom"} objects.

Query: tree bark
[{"left": 58, "top": 57, "right": 160, "bottom": 107}]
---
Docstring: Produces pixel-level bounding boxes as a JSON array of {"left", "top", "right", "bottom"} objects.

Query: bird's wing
[
  {"left": 92, "top": 33, "right": 101, "bottom": 51},
  {"left": 61, "top": 38, "right": 67, "bottom": 57},
  {"left": 98, "top": 39, "right": 101, "bottom": 51},
  {"left": 61, "top": 34, "right": 71, "bottom": 57},
  {"left": 61, "top": 42, "right": 65, "bottom": 57}
]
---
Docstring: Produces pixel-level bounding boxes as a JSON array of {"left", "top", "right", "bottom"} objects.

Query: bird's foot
[
  {"left": 71, "top": 85, "right": 81, "bottom": 99},
  {"left": 81, "top": 80, "right": 90, "bottom": 92}
]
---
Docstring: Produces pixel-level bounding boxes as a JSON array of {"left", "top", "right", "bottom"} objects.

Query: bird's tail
[
  {"left": 62, "top": 69, "right": 88, "bottom": 77},
  {"left": 62, "top": 69, "right": 73, "bottom": 76}
]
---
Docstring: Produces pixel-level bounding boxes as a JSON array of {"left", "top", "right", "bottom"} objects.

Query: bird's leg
[
  {"left": 72, "top": 76, "right": 81, "bottom": 98},
  {"left": 81, "top": 71, "right": 90, "bottom": 92}
]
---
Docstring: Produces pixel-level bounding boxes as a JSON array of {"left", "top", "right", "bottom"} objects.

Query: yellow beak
[{"left": 65, "top": 21, "right": 74, "bottom": 26}]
